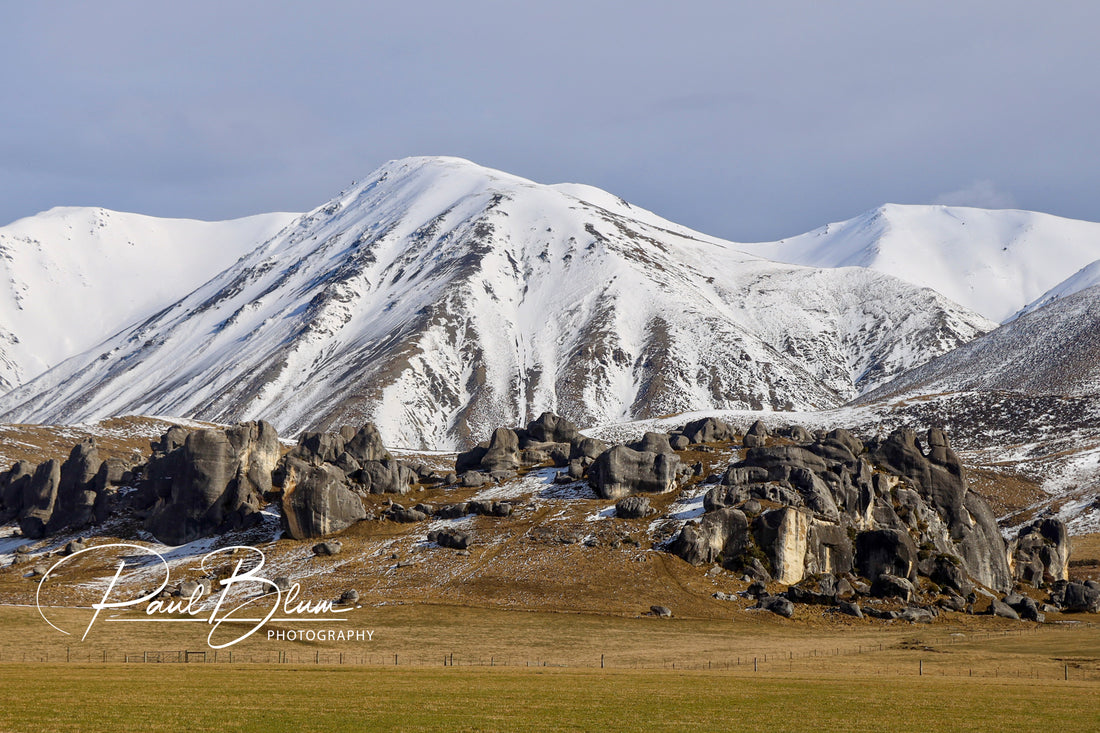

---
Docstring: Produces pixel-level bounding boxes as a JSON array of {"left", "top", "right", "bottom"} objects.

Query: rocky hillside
[
  {"left": 0, "top": 158, "right": 993, "bottom": 449},
  {"left": 4, "top": 415, "right": 1096, "bottom": 623},
  {"left": 860, "top": 284, "right": 1100, "bottom": 401}
]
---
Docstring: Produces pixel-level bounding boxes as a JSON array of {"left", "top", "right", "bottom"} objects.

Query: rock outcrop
[
  {"left": 1008, "top": 518, "right": 1069, "bottom": 587},
  {"left": 671, "top": 426, "right": 1014, "bottom": 594},
  {"left": 141, "top": 421, "right": 280, "bottom": 545},
  {"left": 588, "top": 445, "right": 683, "bottom": 500},
  {"left": 281, "top": 461, "right": 367, "bottom": 539},
  {"left": 1, "top": 438, "right": 126, "bottom": 539}
]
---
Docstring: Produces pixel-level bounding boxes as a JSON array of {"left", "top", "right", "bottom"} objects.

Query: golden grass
[{"left": 0, "top": 661, "right": 1095, "bottom": 732}]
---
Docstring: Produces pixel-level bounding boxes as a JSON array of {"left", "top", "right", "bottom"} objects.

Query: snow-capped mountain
[
  {"left": 1012, "top": 259, "right": 1100, "bottom": 320},
  {"left": 0, "top": 207, "right": 298, "bottom": 392},
  {"left": 738, "top": 204, "right": 1100, "bottom": 323},
  {"left": 0, "top": 157, "right": 991, "bottom": 449},
  {"left": 860, "top": 284, "right": 1100, "bottom": 401}
]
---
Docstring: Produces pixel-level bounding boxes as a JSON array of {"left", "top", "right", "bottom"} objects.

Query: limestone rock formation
[
  {"left": 588, "top": 445, "right": 682, "bottom": 500},
  {"left": 1008, "top": 518, "right": 1069, "bottom": 587},
  {"left": 142, "top": 421, "right": 280, "bottom": 545},
  {"left": 281, "top": 461, "right": 367, "bottom": 539},
  {"left": 670, "top": 425, "right": 1014, "bottom": 593}
]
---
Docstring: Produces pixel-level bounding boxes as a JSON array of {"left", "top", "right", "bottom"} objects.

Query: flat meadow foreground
[{"left": 1, "top": 604, "right": 1097, "bottom": 732}]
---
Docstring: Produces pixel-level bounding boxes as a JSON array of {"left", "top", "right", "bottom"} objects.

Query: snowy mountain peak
[
  {"left": 742, "top": 203, "right": 1100, "bottom": 322},
  {"left": 0, "top": 159, "right": 993, "bottom": 448},
  {"left": 0, "top": 206, "right": 298, "bottom": 392}
]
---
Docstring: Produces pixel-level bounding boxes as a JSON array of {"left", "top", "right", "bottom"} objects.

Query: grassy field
[
  {"left": 1, "top": 603, "right": 1097, "bottom": 731},
  {"left": 0, "top": 663, "right": 1096, "bottom": 732}
]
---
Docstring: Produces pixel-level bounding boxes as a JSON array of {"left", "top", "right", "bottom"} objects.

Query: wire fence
[{"left": 3, "top": 623, "right": 1097, "bottom": 680}]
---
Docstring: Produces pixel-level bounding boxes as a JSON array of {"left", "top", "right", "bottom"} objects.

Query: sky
[{"left": 3, "top": 1, "right": 1099, "bottom": 242}]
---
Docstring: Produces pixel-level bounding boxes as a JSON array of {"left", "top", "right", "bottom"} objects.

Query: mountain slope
[
  {"left": 737, "top": 204, "right": 1100, "bottom": 323},
  {"left": 1012, "top": 259, "right": 1100, "bottom": 320},
  {"left": 859, "top": 284, "right": 1100, "bottom": 401},
  {"left": 0, "top": 207, "right": 298, "bottom": 392},
  {"left": 0, "top": 157, "right": 993, "bottom": 449}
]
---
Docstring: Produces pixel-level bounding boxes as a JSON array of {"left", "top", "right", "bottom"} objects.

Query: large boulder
[
  {"left": 48, "top": 439, "right": 104, "bottom": 532},
  {"left": 144, "top": 421, "right": 280, "bottom": 545},
  {"left": 670, "top": 508, "right": 750, "bottom": 566},
  {"left": 588, "top": 445, "right": 681, "bottom": 500},
  {"left": 627, "top": 432, "right": 675, "bottom": 455},
  {"left": 525, "top": 412, "right": 580, "bottom": 445},
  {"left": 615, "top": 496, "right": 654, "bottom": 519},
  {"left": 19, "top": 460, "right": 61, "bottom": 539},
  {"left": 0, "top": 460, "right": 35, "bottom": 521},
  {"left": 679, "top": 417, "right": 735, "bottom": 444},
  {"left": 753, "top": 507, "right": 811, "bottom": 585},
  {"left": 479, "top": 428, "right": 521, "bottom": 473},
  {"left": 1009, "top": 518, "right": 1069, "bottom": 587},
  {"left": 282, "top": 461, "right": 367, "bottom": 539},
  {"left": 360, "top": 459, "right": 416, "bottom": 495}
]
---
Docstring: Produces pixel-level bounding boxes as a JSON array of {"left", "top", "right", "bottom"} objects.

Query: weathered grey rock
[
  {"left": 650, "top": 605, "right": 673, "bottom": 618},
  {"left": 428, "top": 528, "right": 471, "bottom": 550},
  {"left": 342, "top": 424, "right": 392, "bottom": 464},
  {"left": 179, "top": 580, "right": 204, "bottom": 598},
  {"left": 669, "top": 435, "right": 691, "bottom": 451},
  {"left": 282, "top": 462, "right": 366, "bottom": 539},
  {"left": 679, "top": 417, "right": 736, "bottom": 444},
  {"left": 570, "top": 437, "right": 608, "bottom": 462},
  {"left": 63, "top": 538, "right": 87, "bottom": 555},
  {"left": 900, "top": 607, "right": 933, "bottom": 623},
  {"left": 759, "top": 595, "right": 794, "bottom": 618},
  {"left": 869, "top": 428, "right": 1011, "bottom": 592},
  {"left": 339, "top": 589, "right": 359, "bottom": 604},
  {"left": 870, "top": 574, "right": 915, "bottom": 602},
  {"left": 989, "top": 598, "right": 1021, "bottom": 620},
  {"left": 628, "top": 432, "right": 675, "bottom": 455},
  {"left": 386, "top": 507, "right": 428, "bottom": 523},
  {"left": 928, "top": 555, "right": 972, "bottom": 594},
  {"left": 480, "top": 428, "right": 520, "bottom": 473},
  {"left": 0, "top": 460, "right": 35, "bottom": 521},
  {"left": 312, "top": 540, "right": 343, "bottom": 556},
  {"left": 753, "top": 507, "right": 812, "bottom": 585},
  {"left": 19, "top": 460, "right": 61, "bottom": 539},
  {"left": 47, "top": 439, "right": 104, "bottom": 533},
  {"left": 721, "top": 466, "right": 770, "bottom": 486},
  {"left": 1061, "top": 582, "right": 1100, "bottom": 613},
  {"left": 436, "top": 503, "right": 469, "bottom": 519},
  {"left": 743, "top": 420, "right": 769, "bottom": 448},
  {"left": 360, "top": 458, "right": 416, "bottom": 495},
  {"left": 144, "top": 421, "right": 280, "bottom": 545},
  {"left": 670, "top": 508, "right": 750, "bottom": 566},
  {"left": 460, "top": 471, "right": 491, "bottom": 488},
  {"left": 525, "top": 412, "right": 580, "bottom": 445},
  {"left": 1009, "top": 518, "right": 1069, "bottom": 587},
  {"left": 838, "top": 601, "right": 863, "bottom": 618},
  {"left": 455, "top": 445, "right": 489, "bottom": 475},
  {"left": 780, "top": 425, "right": 813, "bottom": 443},
  {"left": 588, "top": 445, "right": 681, "bottom": 500},
  {"left": 274, "top": 576, "right": 292, "bottom": 592},
  {"left": 615, "top": 496, "right": 653, "bottom": 519}
]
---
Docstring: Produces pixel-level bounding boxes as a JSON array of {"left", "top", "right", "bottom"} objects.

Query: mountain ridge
[{"left": 0, "top": 157, "right": 993, "bottom": 448}]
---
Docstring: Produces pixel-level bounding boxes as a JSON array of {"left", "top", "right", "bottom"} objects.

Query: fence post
[
  {"left": 601, "top": 654, "right": 604, "bottom": 669},
  {"left": 919, "top": 660, "right": 923, "bottom": 676}
]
